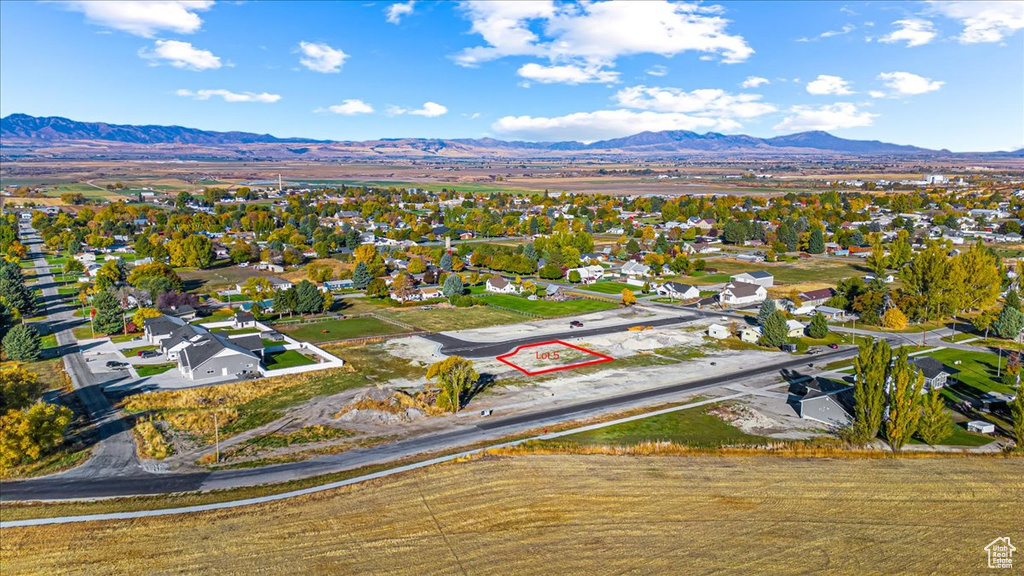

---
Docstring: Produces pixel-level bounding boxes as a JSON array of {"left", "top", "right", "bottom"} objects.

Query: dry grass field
[{"left": 3, "top": 454, "right": 1021, "bottom": 574}]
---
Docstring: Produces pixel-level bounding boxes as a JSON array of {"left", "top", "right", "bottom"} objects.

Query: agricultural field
[
  {"left": 271, "top": 317, "right": 410, "bottom": 343},
  {"left": 3, "top": 454, "right": 1021, "bottom": 573},
  {"left": 702, "top": 257, "right": 869, "bottom": 287}
]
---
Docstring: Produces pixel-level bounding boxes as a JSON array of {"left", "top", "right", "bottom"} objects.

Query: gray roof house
[
  {"left": 731, "top": 270, "right": 774, "bottom": 287},
  {"left": 177, "top": 333, "right": 260, "bottom": 381},
  {"left": 912, "top": 357, "right": 958, "bottom": 392},
  {"left": 144, "top": 315, "right": 188, "bottom": 344},
  {"left": 798, "top": 379, "right": 854, "bottom": 427}
]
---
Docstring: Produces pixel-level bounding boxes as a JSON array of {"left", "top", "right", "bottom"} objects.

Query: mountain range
[{"left": 2, "top": 113, "right": 1016, "bottom": 158}]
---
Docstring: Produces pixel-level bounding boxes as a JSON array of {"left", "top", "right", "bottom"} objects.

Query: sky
[{"left": 1, "top": 1, "right": 1022, "bottom": 151}]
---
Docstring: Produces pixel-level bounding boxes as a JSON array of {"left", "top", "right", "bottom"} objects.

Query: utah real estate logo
[{"left": 985, "top": 537, "right": 1015, "bottom": 569}]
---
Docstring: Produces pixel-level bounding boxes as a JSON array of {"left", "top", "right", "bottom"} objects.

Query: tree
[
  {"left": 294, "top": 280, "right": 324, "bottom": 315},
  {"left": 2, "top": 323, "right": 41, "bottom": 362},
  {"left": 539, "top": 263, "right": 562, "bottom": 280},
  {"left": 916, "top": 388, "right": 955, "bottom": 445},
  {"left": 621, "top": 289, "right": 637, "bottom": 306},
  {"left": 1006, "top": 290, "right": 1022, "bottom": 312},
  {"left": 127, "top": 262, "right": 182, "bottom": 293},
  {"left": 131, "top": 307, "right": 162, "bottom": 330},
  {"left": 306, "top": 263, "right": 334, "bottom": 283},
  {"left": 62, "top": 258, "right": 84, "bottom": 279},
  {"left": 352, "top": 261, "right": 373, "bottom": 290},
  {"left": 0, "top": 401, "right": 73, "bottom": 469},
  {"left": 865, "top": 241, "right": 888, "bottom": 277},
  {"left": 365, "top": 278, "right": 389, "bottom": 299},
  {"left": 807, "top": 226, "right": 825, "bottom": 254},
  {"left": 758, "top": 311, "right": 788, "bottom": 347},
  {"left": 568, "top": 270, "right": 581, "bottom": 283},
  {"left": 241, "top": 277, "right": 275, "bottom": 302},
  {"left": 0, "top": 366, "right": 44, "bottom": 412},
  {"left": 850, "top": 339, "right": 891, "bottom": 444},
  {"left": 407, "top": 258, "right": 426, "bottom": 274},
  {"left": 885, "top": 347, "right": 924, "bottom": 451},
  {"left": 994, "top": 306, "right": 1024, "bottom": 340},
  {"left": 807, "top": 313, "right": 829, "bottom": 339},
  {"left": 442, "top": 273, "right": 464, "bottom": 298},
  {"left": 0, "top": 261, "right": 36, "bottom": 317},
  {"left": 92, "top": 290, "right": 124, "bottom": 335},
  {"left": 93, "top": 260, "right": 125, "bottom": 292},
  {"left": 1011, "top": 380, "right": 1024, "bottom": 450},
  {"left": 439, "top": 252, "right": 453, "bottom": 272},
  {"left": 882, "top": 307, "right": 908, "bottom": 330},
  {"left": 166, "top": 235, "right": 213, "bottom": 268},
  {"left": 757, "top": 298, "right": 777, "bottom": 327},
  {"left": 426, "top": 356, "right": 479, "bottom": 414}
]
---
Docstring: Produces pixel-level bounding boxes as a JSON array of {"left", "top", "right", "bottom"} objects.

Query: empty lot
[{"left": 3, "top": 454, "right": 1021, "bottom": 574}]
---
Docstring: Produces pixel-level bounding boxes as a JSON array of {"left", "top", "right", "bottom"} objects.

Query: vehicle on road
[
  {"left": 570, "top": 320, "right": 583, "bottom": 328},
  {"left": 105, "top": 360, "right": 128, "bottom": 368},
  {"left": 480, "top": 409, "right": 493, "bottom": 417},
  {"left": 828, "top": 343, "right": 840, "bottom": 349}
]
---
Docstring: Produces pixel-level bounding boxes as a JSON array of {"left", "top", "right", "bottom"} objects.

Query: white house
[
  {"left": 657, "top": 282, "right": 700, "bottom": 300},
  {"left": 719, "top": 281, "right": 768, "bottom": 307},
  {"left": 707, "top": 323, "right": 730, "bottom": 339},
  {"left": 485, "top": 275, "right": 519, "bottom": 294},
  {"left": 620, "top": 260, "right": 651, "bottom": 279},
  {"left": 565, "top": 265, "right": 605, "bottom": 284},
  {"left": 730, "top": 271, "right": 774, "bottom": 288}
]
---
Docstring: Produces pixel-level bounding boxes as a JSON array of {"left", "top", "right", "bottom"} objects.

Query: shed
[{"left": 966, "top": 420, "right": 996, "bottom": 434}]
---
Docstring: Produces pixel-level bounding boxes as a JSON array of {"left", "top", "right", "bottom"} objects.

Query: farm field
[
  {"left": 703, "top": 257, "right": 868, "bottom": 286},
  {"left": 271, "top": 317, "right": 410, "bottom": 343},
  {"left": 3, "top": 454, "right": 1021, "bottom": 574}
]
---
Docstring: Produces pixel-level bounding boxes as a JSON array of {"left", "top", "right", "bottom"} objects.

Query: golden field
[{"left": 3, "top": 454, "right": 1022, "bottom": 575}]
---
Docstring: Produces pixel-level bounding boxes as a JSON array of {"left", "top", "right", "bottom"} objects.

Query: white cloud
[
  {"left": 491, "top": 109, "right": 737, "bottom": 143},
  {"left": 879, "top": 19, "right": 937, "bottom": 47},
  {"left": 59, "top": 1, "right": 214, "bottom": 37},
  {"left": 797, "top": 23, "right": 855, "bottom": 42},
  {"left": 517, "top": 63, "right": 619, "bottom": 84},
  {"left": 297, "top": 41, "right": 348, "bottom": 73},
  {"left": 454, "top": 0, "right": 753, "bottom": 75},
  {"left": 869, "top": 90, "right": 887, "bottom": 98},
  {"left": 773, "top": 103, "right": 877, "bottom": 132},
  {"left": 139, "top": 40, "right": 221, "bottom": 70},
  {"left": 316, "top": 99, "right": 375, "bottom": 115},
  {"left": 646, "top": 65, "right": 668, "bottom": 77},
  {"left": 386, "top": 1, "right": 415, "bottom": 24},
  {"left": 878, "top": 71, "right": 944, "bottom": 95},
  {"left": 389, "top": 101, "right": 448, "bottom": 117},
  {"left": 929, "top": 1, "right": 1024, "bottom": 44},
  {"left": 806, "top": 74, "right": 854, "bottom": 95},
  {"left": 176, "top": 89, "right": 281, "bottom": 103},
  {"left": 613, "top": 85, "right": 776, "bottom": 118},
  {"left": 741, "top": 76, "right": 770, "bottom": 88}
]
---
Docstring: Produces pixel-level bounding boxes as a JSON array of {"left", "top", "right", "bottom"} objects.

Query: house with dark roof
[
  {"left": 912, "top": 356, "right": 958, "bottom": 392},
  {"left": 144, "top": 315, "right": 188, "bottom": 344},
  {"left": 234, "top": 311, "right": 256, "bottom": 329},
  {"left": 719, "top": 281, "right": 768, "bottom": 307},
  {"left": 177, "top": 333, "right": 260, "bottom": 381},
  {"left": 798, "top": 379, "right": 854, "bottom": 427},
  {"left": 485, "top": 274, "right": 519, "bottom": 294},
  {"left": 798, "top": 288, "right": 836, "bottom": 307},
  {"left": 657, "top": 282, "right": 699, "bottom": 300}
]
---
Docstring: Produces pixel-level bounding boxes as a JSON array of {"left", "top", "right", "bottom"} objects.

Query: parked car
[
  {"left": 138, "top": 350, "right": 159, "bottom": 358},
  {"left": 569, "top": 320, "right": 583, "bottom": 328},
  {"left": 105, "top": 360, "right": 128, "bottom": 368}
]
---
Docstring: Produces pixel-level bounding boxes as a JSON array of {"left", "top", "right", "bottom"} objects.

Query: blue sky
[{"left": 1, "top": 1, "right": 1022, "bottom": 150}]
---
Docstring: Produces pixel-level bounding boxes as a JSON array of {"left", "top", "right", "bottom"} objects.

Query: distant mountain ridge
[{"left": 0, "top": 113, "right": 1002, "bottom": 157}]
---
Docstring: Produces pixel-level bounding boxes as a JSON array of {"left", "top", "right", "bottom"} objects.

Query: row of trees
[{"left": 0, "top": 367, "right": 74, "bottom": 470}]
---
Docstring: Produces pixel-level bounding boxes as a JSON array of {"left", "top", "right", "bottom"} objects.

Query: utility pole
[{"left": 213, "top": 411, "right": 220, "bottom": 464}]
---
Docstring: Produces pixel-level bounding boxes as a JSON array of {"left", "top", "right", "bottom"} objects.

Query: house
[
  {"left": 967, "top": 420, "right": 996, "bottom": 434},
  {"left": 707, "top": 323, "right": 730, "bottom": 339},
  {"left": 177, "top": 333, "right": 260, "bottom": 381},
  {"left": 160, "top": 305, "right": 197, "bottom": 321},
  {"left": 739, "top": 325, "right": 761, "bottom": 343},
  {"left": 143, "top": 314, "right": 188, "bottom": 345},
  {"left": 485, "top": 275, "right": 519, "bottom": 294},
  {"left": 785, "top": 319, "right": 806, "bottom": 338},
  {"left": 159, "top": 323, "right": 209, "bottom": 361},
  {"left": 565, "top": 265, "right": 605, "bottom": 284},
  {"left": 234, "top": 311, "right": 256, "bottom": 329},
  {"left": 815, "top": 305, "right": 847, "bottom": 320},
  {"left": 544, "top": 284, "right": 563, "bottom": 300},
  {"left": 657, "top": 282, "right": 700, "bottom": 300},
  {"left": 620, "top": 260, "right": 651, "bottom": 279},
  {"left": 912, "top": 357, "right": 957, "bottom": 392},
  {"left": 798, "top": 288, "right": 835, "bottom": 307},
  {"left": 730, "top": 271, "right": 774, "bottom": 287},
  {"left": 324, "top": 279, "right": 353, "bottom": 291},
  {"left": 798, "top": 379, "right": 854, "bottom": 427},
  {"left": 419, "top": 287, "right": 443, "bottom": 300},
  {"left": 719, "top": 281, "right": 768, "bottom": 307}
]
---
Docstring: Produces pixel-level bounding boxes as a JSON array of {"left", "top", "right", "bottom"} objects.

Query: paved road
[{"left": 422, "top": 311, "right": 704, "bottom": 358}]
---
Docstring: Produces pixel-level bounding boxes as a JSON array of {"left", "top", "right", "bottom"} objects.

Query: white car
[{"left": 238, "top": 262, "right": 249, "bottom": 268}]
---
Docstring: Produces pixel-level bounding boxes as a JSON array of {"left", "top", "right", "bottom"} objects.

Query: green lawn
[
  {"left": 39, "top": 333, "right": 58, "bottom": 350},
  {"left": 272, "top": 317, "right": 409, "bottom": 343},
  {"left": 910, "top": 424, "right": 995, "bottom": 447},
  {"left": 925, "top": 348, "right": 1015, "bottom": 398},
  {"left": 579, "top": 281, "right": 634, "bottom": 295},
  {"left": 137, "top": 363, "right": 176, "bottom": 377},
  {"left": 111, "top": 332, "right": 145, "bottom": 344},
  {"left": 479, "top": 294, "right": 618, "bottom": 317},
  {"left": 667, "top": 272, "right": 732, "bottom": 285},
  {"left": 552, "top": 404, "right": 769, "bottom": 447},
  {"left": 264, "top": 349, "right": 317, "bottom": 370},
  {"left": 121, "top": 344, "right": 158, "bottom": 358}
]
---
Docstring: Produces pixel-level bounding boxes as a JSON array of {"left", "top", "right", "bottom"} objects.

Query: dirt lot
[{"left": 4, "top": 454, "right": 1020, "bottom": 574}]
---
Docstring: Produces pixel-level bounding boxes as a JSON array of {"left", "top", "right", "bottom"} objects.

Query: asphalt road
[{"left": 422, "top": 311, "right": 704, "bottom": 358}]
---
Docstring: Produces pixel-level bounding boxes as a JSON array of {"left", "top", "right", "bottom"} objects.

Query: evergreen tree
[
  {"left": 994, "top": 306, "right": 1024, "bottom": 340},
  {"left": 294, "top": 280, "right": 324, "bottom": 314},
  {"left": 807, "top": 312, "right": 829, "bottom": 339},
  {"left": 757, "top": 298, "right": 777, "bottom": 326},
  {"left": 777, "top": 222, "right": 798, "bottom": 252},
  {"left": 850, "top": 339, "right": 891, "bottom": 444},
  {"left": 0, "top": 261, "right": 36, "bottom": 317},
  {"left": 2, "top": 323, "right": 41, "bottom": 362},
  {"left": 1011, "top": 381, "right": 1024, "bottom": 450},
  {"left": 758, "top": 310, "right": 788, "bottom": 347},
  {"left": 442, "top": 274, "right": 464, "bottom": 298},
  {"left": 352, "top": 261, "right": 373, "bottom": 290},
  {"left": 523, "top": 243, "right": 538, "bottom": 262},
  {"left": 274, "top": 287, "right": 299, "bottom": 316},
  {"left": 92, "top": 290, "right": 123, "bottom": 335},
  {"left": 807, "top": 226, "right": 825, "bottom": 254},
  {"left": 0, "top": 300, "right": 11, "bottom": 343},
  {"left": 916, "top": 388, "right": 955, "bottom": 445},
  {"left": 1006, "top": 290, "right": 1021, "bottom": 312},
  {"left": 885, "top": 346, "right": 924, "bottom": 451},
  {"left": 439, "top": 252, "right": 453, "bottom": 272}
]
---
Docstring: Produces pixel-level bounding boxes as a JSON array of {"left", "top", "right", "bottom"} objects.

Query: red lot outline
[{"left": 496, "top": 340, "right": 614, "bottom": 376}]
